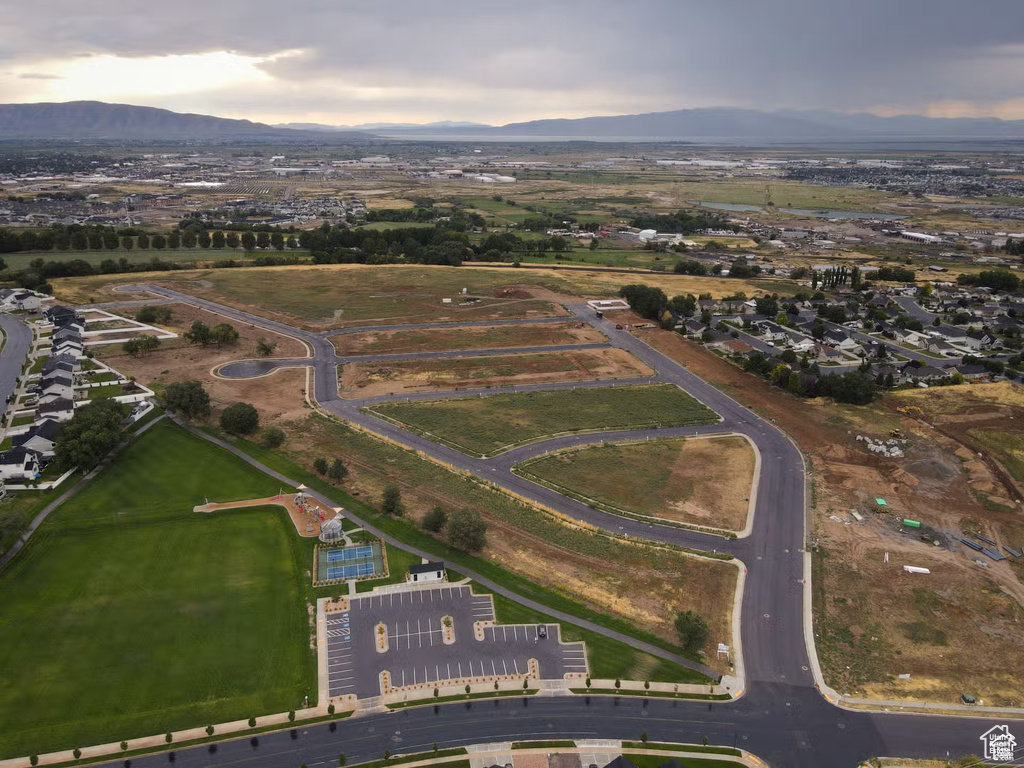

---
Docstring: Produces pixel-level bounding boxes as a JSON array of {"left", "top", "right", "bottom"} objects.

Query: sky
[{"left": 2, "top": 0, "right": 1024, "bottom": 126}]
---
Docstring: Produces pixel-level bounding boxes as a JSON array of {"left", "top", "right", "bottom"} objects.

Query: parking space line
[{"left": 513, "top": 659, "right": 520, "bottom": 675}]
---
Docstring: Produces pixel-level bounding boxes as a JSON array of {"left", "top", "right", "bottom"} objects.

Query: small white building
[{"left": 408, "top": 562, "right": 446, "bottom": 584}]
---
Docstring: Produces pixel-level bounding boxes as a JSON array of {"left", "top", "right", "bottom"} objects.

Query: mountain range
[
  {"left": 0, "top": 101, "right": 1022, "bottom": 143},
  {"left": 0, "top": 101, "right": 369, "bottom": 141}
]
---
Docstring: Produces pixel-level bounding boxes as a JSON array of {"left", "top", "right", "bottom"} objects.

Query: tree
[
  {"left": 619, "top": 284, "right": 668, "bottom": 320},
  {"left": 755, "top": 295, "right": 779, "bottom": 317},
  {"left": 121, "top": 742, "right": 129, "bottom": 752},
  {"left": 53, "top": 399, "right": 126, "bottom": 471},
  {"left": 327, "top": 458, "right": 348, "bottom": 481},
  {"left": 163, "top": 380, "right": 211, "bottom": 419},
  {"left": 198, "top": 230, "right": 212, "bottom": 249},
  {"left": 381, "top": 485, "right": 403, "bottom": 516},
  {"left": 674, "top": 610, "right": 711, "bottom": 654},
  {"left": 183, "top": 320, "right": 212, "bottom": 345},
  {"left": 166, "top": 733, "right": 174, "bottom": 743},
  {"left": 122, "top": 236, "right": 134, "bottom": 251},
  {"left": 314, "top": 457, "right": 329, "bottom": 474},
  {"left": 73, "top": 748, "right": 82, "bottom": 760},
  {"left": 422, "top": 505, "right": 448, "bottom": 532},
  {"left": 446, "top": 508, "right": 488, "bottom": 552},
  {"left": 210, "top": 323, "right": 239, "bottom": 345},
  {"left": 211, "top": 230, "right": 226, "bottom": 249},
  {"left": 137, "top": 233, "right": 150, "bottom": 249},
  {"left": 288, "top": 710, "right": 296, "bottom": 722},
  {"left": 136, "top": 305, "right": 173, "bottom": 324},
  {"left": 168, "top": 230, "right": 181, "bottom": 249},
  {"left": 256, "top": 338, "right": 278, "bottom": 357},
  {"left": 226, "top": 232, "right": 241, "bottom": 248},
  {"left": 271, "top": 231, "right": 285, "bottom": 250},
  {"left": 181, "top": 230, "right": 196, "bottom": 248},
  {"left": 260, "top": 426, "right": 285, "bottom": 448},
  {"left": 220, "top": 402, "right": 259, "bottom": 435},
  {"left": 241, "top": 231, "right": 257, "bottom": 251},
  {"left": 817, "top": 371, "right": 878, "bottom": 405},
  {"left": 152, "top": 234, "right": 166, "bottom": 250},
  {"left": 206, "top": 725, "right": 215, "bottom": 737},
  {"left": 123, "top": 334, "right": 160, "bottom": 358},
  {"left": 256, "top": 231, "right": 271, "bottom": 249}
]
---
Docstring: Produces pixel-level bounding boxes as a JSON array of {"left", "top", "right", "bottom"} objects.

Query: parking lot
[{"left": 325, "top": 584, "right": 588, "bottom": 698}]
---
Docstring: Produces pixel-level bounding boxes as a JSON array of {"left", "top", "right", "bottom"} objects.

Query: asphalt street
[
  {"left": 92, "top": 286, "right": 1023, "bottom": 767},
  {"left": 0, "top": 313, "right": 32, "bottom": 419}
]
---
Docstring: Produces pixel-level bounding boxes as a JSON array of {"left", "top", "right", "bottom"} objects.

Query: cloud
[{"left": 2, "top": 0, "right": 1024, "bottom": 124}]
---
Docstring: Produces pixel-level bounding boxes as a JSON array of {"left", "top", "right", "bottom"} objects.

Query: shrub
[
  {"left": 314, "top": 457, "right": 329, "bottom": 474},
  {"left": 422, "top": 505, "right": 448, "bottom": 532},
  {"left": 381, "top": 485, "right": 403, "bottom": 516},
  {"left": 327, "top": 458, "right": 348, "bottom": 481},
  {"left": 674, "top": 610, "right": 711, "bottom": 654},
  {"left": 220, "top": 402, "right": 260, "bottom": 435},
  {"left": 260, "top": 426, "right": 285, "bottom": 448},
  {"left": 446, "top": 508, "right": 487, "bottom": 552}
]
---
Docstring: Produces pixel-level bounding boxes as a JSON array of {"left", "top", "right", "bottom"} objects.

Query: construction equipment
[
  {"left": 896, "top": 405, "right": 924, "bottom": 418},
  {"left": 889, "top": 429, "right": 905, "bottom": 440}
]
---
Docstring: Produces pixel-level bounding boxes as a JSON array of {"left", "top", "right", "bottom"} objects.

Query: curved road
[
  {"left": 0, "top": 314, "right": 32, "bottom": 419},
  {"left": 99, "top": 285, "right": 1022, "bottom": 767}
]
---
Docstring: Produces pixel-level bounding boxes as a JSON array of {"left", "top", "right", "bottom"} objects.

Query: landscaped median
[{"left": 363, "top": 383, "right": 720, "bottom": 457}]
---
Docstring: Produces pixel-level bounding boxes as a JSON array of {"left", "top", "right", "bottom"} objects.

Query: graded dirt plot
[
  {"left": 366, "top": 383, "right": 719, "bottom": 456},
  {"left": 96, "top": 302, "right": 310, "bottom": 422},
  {"left": 0, "top": 422, "right": 309, "bottom": 759},
  {"left": 516, "top": 436, "right": 755, "bottom": 531},
  {"left": 340, "top": 348, "right": 652, "bottom": 398},
  {"left": 635, "top": 322, "right": 1024, "bottom": 703},
  {"left": 161, "top": 265, "right": 575, "bottom": 329},
  {"left": 333, "top": 321, "right": 606, "bottom": 355}
]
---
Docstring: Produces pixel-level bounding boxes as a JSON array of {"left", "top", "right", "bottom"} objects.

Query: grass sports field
[
  {"left": 366, "top": 383, "right": 719, "bottom": 456},
  {"left": 515, "top": 436, "right": 755, "bottom": 531},
  {"left": 0, "top": 421, "right": 311, "bottom": 759}
]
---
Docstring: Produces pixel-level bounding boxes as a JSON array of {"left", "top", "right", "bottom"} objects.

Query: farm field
[
  {"left": 340, "top": 348, "right": 653, "bottom": 398},
  {"left": 243, "top": 413, "right": 736, "bottom": 676},
  {"left": 366, "top": 383, "right": 719, "bottom": 456},
  {"left": 332, "top": 320, "right": 606, "bottom": 355},
  {"left": 0, "top": 421, "right": 311, "bottom": 759},
  {"left": 515, "top": 436, "right": 755, "bottom": 531}
]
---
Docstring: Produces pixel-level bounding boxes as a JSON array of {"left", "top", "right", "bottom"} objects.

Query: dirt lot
[
  {"left": 516, "top": 436, "right": 755, "bottom": 531},
  {"left": 274, "top": 414, "right": 737, "bottom": 673},
  {"left": 333, "top": 321, "right": 606, "bottom": 356},
  {"left": 95, "top": 303, "right": 310, "bottom": 423},
  {"left": 636, "top": 322, "right": 1024, "bottom": 705},
  {"left": 339, "top": 348, "right": 653, "bottom": 398}
]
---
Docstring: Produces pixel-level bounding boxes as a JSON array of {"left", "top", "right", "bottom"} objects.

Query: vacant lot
[
  {"left": 634, "top": 322, "right": 1024, "bottom": 704},
  {"left": 516, "top": 436, "right": 754, "bottom": 531},
  {"left": 0, "top": 422, "right": 311, "bottom": 759},
  {"left": 164, "top": 265, "right": 575, "bottom": 329},
  {"left": 333, "top": 321, "right": 605, "bottom": 355},
  {"left": 255, "top": 414, "right": 737, "bottom": 676},
  {"left": 341, "top": 348, "right": 652, "bottom": 398},
  {"left": 366, "top": 383, "right": 719, "bottom": 456},
  {"left": 96, "top": 302, "right": 310, "bottom": 423}
]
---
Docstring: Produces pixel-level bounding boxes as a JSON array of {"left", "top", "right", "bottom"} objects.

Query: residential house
[
  {"left": 41, "top": 355, "right": 78, "bottom": 376},
  {"left": 0, "top": 288, "right": 19, "bottom": 310},
  {"left": 823, "top": 329, "right": 860, "bottom": 353},
  {"left": 44, "top": 305, "right": 78, "bottom": 325},
  {"left": 38, "top": 382, "right": 75, "bottom": 405},
  {"left": 963, "top": 330, "right": 999, "bottom": 351},
  {"left": 900, "top": 364, "right": 950, "bottom": 383},
  {"left": 51, "top": 339, "right": 84, "bottom": 358},
  {"left": 37, "top": 398, "right": 75, "bottom": 422},
  {"left": 13, "top": 292, "right": 41, "bottom": 311},
  {"left": 812, "top": 344, "right": 844, "bottom": 363},
  {"left": 926, "top": 339, "right": 960, "bottom": 357},
  {"left": 684, "top": 318, "right": 706, "bottom": 335},
  {"left": 12, "top": 419, "right": 60, "bottom": 458},
  {"left": 955, "top": 364, "right": 988, "bottom": 380},
  {"left": 0, "top": 447, "right": 42, "bottom": 482}
]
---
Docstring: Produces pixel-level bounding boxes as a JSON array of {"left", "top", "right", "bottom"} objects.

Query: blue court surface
[
  {"left": 327, "top": 546, "right": 373, "bottom": 563},
  {"left": 316, "top": 541, "right": 385, "bottom": 585},
  {"left": 327, "top": 561, "right": 377, "bottom": 580}
]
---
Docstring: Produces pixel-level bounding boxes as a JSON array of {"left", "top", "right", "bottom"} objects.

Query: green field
[
  {"left": 0, "top": 248, "right": 311, "bottom": 272},
  {"left": 366, "top": 384, "right": 719, "bottom": 456},
  {"left": 0, "top": 421, "right": 312, "bottom": 759}
]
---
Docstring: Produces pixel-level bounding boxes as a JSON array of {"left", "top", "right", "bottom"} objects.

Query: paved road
[
  {"left": 894, "top": 296, "right": 940, "bottom": 324},
  {"left": 0, "top": 313, "right": 32, "bottom": 419},
  {"left": 99, "top": 286, "right": 1022, "bottom": 767}
]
